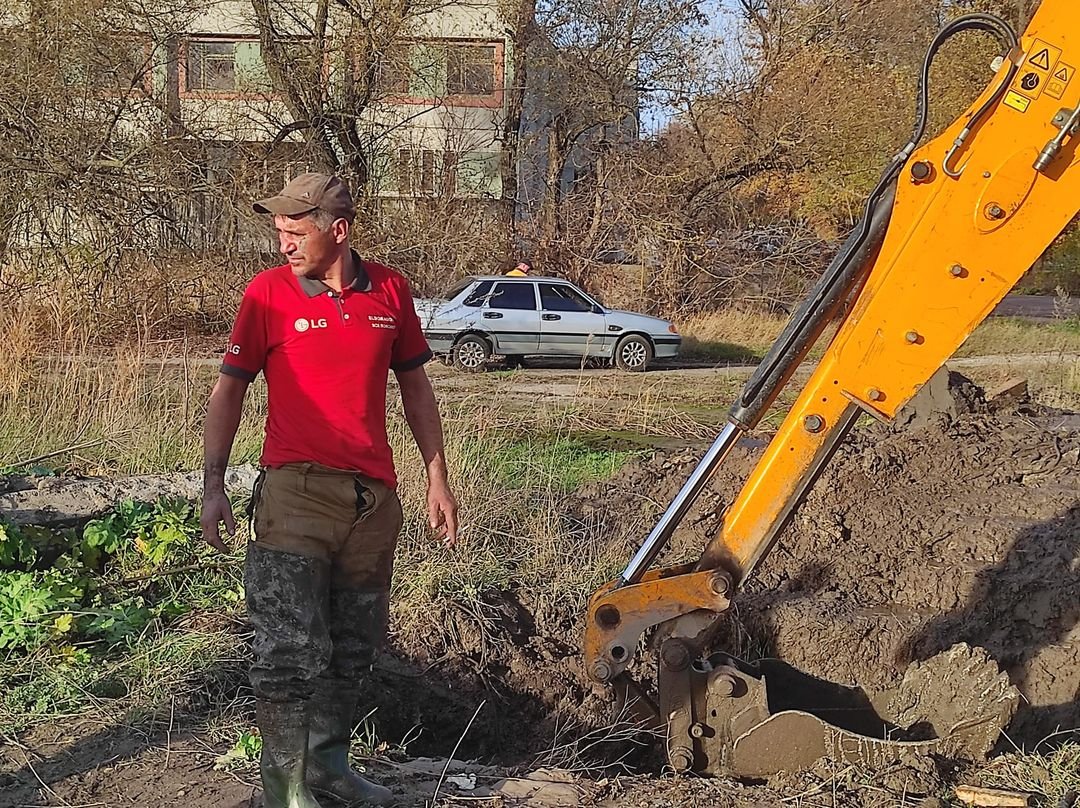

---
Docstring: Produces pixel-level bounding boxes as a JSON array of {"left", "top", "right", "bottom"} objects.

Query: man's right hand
[{"left": 201, "top": 490, "right": 236, "bottom": 553}]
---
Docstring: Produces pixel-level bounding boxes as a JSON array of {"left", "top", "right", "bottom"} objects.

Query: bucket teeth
[
  {"left": 648, "top": 643, "right": 1017, "bottom": 777},
  {"left": 881, "top": 643, "right": 1019, "bottom": 761}
]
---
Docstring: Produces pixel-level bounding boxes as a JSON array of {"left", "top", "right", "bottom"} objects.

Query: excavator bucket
[{"left": 653, "top": 643, "right": 1018, "bottom": 777}]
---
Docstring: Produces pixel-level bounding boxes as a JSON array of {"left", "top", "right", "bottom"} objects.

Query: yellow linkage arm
[{"left": 701, "top": 0, "right": 1080, "bottom": 580}]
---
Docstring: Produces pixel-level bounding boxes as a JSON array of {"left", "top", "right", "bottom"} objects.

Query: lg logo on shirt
[{"left": 294, "top": 318, "right": 328, "bottom": 333}]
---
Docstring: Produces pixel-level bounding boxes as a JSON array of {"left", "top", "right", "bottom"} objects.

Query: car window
[
  {"left": 462, "top": 280, "right": 493, "bottom": 307},
  {"left": 442, "top": 277, "right": 475, "bottom": 302},
  {"left": 540, "top": 283, "right": 594, "bottom": 313},
  {"left": 489, "top": 282, "right": 537, "bottom": 311}
]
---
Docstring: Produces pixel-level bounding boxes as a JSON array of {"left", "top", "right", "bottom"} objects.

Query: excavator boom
[{"left": 585, "top": 0, "right": 1080, "bottom": 777}]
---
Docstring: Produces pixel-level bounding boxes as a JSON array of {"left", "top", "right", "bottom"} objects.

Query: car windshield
[{"left": 439, "top": 277, "right": 476, "bottom": 301}]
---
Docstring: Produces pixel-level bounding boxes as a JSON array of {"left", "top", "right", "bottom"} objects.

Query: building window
[
  {"left": 454, "top": 151, "right": 500, "bottom": 197},
  {"left": 446, "top": 44, "right": 495, "bottom": 96},
  {"left": 372, "top": 40, "right": 502, "bottom": 105},
  {"left": 187, "top": 40, "right": 237, "bottom": 92},
  {"left": 396, "top": 148, "right": 437, "bottom": 195},
  {"left": 376, "top": 50, "right": 411, "bottom": 95}
]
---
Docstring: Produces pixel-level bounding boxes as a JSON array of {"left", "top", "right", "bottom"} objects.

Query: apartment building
[{"left": 71, "top": 0, "right": 512, "bottom": 203}]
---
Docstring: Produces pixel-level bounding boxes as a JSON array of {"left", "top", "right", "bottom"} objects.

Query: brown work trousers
[{"left": 245, "top": 463, "right": 403, "bottom": 703}]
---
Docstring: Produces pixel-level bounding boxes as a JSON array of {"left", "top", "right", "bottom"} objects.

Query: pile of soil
[
  {"left": 571, "top": 377, "right": 1080, "bottom": 748},
  {"left": 366, "top": 375, "right": 1079, "bottom": 769}
]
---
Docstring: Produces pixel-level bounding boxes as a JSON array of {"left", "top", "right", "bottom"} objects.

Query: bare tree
[{"left": 250, "top": 0, "right": 417, "bottom": 191}]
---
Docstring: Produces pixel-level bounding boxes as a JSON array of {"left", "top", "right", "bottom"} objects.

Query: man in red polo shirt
[{"left": 200, "top": 173, "right": 457, "bottom": 808}]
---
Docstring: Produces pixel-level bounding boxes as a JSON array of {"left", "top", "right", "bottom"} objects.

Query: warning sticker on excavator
[
  {"left": 1046, "top": 64, "right": 1075, "bottom": 100},
  {"left": 1011, "top": 40, "right": 1063, "bottom": 102},
  {"left": 1004, "top": 91, "right": 1031, "bottom": 113}
]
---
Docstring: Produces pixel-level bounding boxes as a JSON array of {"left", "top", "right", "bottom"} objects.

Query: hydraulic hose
[
  {"left": 622, "top": 13, "right": 1022, "bottom": 584},
  {"left": 731, "top": 13, "right": 1019, "bottom": 427}
]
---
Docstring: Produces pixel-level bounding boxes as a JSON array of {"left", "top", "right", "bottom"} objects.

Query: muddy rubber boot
[
  {"left": 307, "top": 688, "right": 394, "bottom": 806},
  {"left": 257, "top": 700, "right": 326, "bottom": 808}
]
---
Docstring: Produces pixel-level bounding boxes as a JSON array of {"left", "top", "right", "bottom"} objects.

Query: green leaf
[
  {"left": 215, "top": 729, "right": 262, "bottom": 770},
  {"left": 0, "top": 521, "right": 39, "bottom": 569}
]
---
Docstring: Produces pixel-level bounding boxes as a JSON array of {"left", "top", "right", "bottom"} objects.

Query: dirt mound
[
  {"left": 572, "top": 383, "right": 1080, "bottom": 748},
  {"left": 372, "top": 376, "right": 1079, "bottom": 763}
]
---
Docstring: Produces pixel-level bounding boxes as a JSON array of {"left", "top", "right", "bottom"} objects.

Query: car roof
[{"left": 469, "top": 275, "right": 569, "bottom": 282}]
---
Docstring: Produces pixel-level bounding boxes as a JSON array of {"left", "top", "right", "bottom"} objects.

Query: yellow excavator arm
[{"left": 585, "top": 0, "right": 1080, "bottom": 777}]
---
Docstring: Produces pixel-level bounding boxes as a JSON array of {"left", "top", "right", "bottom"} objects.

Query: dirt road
[{"left": 993, "top": 294, "right": 1080, "bottom": 319}]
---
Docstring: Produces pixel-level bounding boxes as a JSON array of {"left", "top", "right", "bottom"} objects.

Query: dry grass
[
  {"left": 679, "top": 308, "right": 789, "bottom": 348},
  {"left": 680, "top": 308, "right": 1080, "bottom": 371},
  {"left": 0, "top": 309, "right": 264, "bottom": 475},
  {"left": 956, "top": 357, "right": 1080, "bottom": 410},
  {"left": 387, "top": 399, "right": 636, "bottom": 638},
  {"left": 958, "top": 316, "right": 1080, "bottom": 358},
  {"left": 678, "top": 308, "right": 787, "bottom": 363},
  {"left": 972, "top": 741, "right": 1080, "bottom": 803}
]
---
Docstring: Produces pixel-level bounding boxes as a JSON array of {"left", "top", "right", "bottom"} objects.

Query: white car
[{"left": 415, "top": 275, "right": 681, "bottom": 372}]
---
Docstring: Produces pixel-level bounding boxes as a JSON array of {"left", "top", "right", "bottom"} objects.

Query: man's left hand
[{"left": 427, "top": 480, "right": 459, "bottom": 548}]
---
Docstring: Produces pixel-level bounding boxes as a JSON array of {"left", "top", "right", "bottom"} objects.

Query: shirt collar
[{"left": 296, "top": 250, "right": 372, "bottom": 297}]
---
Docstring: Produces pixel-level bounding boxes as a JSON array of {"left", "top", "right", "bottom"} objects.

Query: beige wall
[{"left": 171, "top": 0, "right": 512, "bottom": 194}]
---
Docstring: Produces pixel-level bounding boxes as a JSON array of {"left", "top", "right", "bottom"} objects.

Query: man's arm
[
  {"left": 396, "top": 365, "right": 458, "bottom": 546},
  {"left": 200, "top": 373, "right": 250, "bottom": 552}
]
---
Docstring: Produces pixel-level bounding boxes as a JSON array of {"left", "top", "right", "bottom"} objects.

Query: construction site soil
[
  {"left": 3, "top": 376, "right": 1079, "bottom": 806},
  {"left": 566, "top": 379, "right": 1080, "bottom": 748}
]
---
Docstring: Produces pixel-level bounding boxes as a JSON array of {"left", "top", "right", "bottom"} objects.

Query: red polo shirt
[{"left": 221, "top": 255, "right": 432, "bottom": 488}]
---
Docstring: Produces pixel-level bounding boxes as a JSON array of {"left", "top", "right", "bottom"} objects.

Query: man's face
[
  {"left": 516, "top": 262, "right": 530, "bottom": 273},
  {"left": 274, "top": 214, "right": 342, "bottom": 278}
]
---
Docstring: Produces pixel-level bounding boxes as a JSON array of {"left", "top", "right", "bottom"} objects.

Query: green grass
[
  {"left": 679, "top": 337, "right": 762, "bottom": 365},
  {"left": 3, "top": 626, "right": 240, "bottom": 730},
  {"left": 489, "top": 437, "right": 641, "bottom": 492}
]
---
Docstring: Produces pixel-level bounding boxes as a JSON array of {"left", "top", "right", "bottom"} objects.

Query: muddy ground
[{"left": 2, "top": 375, "right": 1079, "bottom": 807}]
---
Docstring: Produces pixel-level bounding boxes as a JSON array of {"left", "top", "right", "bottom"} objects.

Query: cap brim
[{"left": 253, "top": 195, "right": 319, "bottom": 216}]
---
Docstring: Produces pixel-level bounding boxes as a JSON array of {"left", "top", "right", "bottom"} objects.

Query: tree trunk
[{"left": 500, "top": 0, "right": 535, "bottom": 237}]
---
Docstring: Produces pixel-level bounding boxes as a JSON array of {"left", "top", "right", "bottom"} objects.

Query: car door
[
  {"left": 483, "top": 281, "right": 541, "bottom": 354},
  {"left": 537, "top": 282, "right": 608, "bottom": 357}
]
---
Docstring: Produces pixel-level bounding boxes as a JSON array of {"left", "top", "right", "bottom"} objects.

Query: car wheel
[
  {"left": 452, "top": 334, "right": 492, "bottom": 372},
  {"left": 614, "top": 334, "right": 653, "bottom": 372}
]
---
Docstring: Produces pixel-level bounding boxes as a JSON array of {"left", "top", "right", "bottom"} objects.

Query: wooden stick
[
  {"left": 9, "top": 439, "right": 108, "bottom": 469},
  {"left": 955, "top": 785, "right": 1033, "bottom": 807}
]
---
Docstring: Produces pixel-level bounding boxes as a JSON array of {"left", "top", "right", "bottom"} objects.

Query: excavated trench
[{"left": 371, "top": 374, "right": 1080, "bottom": 767}]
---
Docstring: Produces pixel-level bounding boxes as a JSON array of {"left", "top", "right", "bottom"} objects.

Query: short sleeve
[
  {"left": 391, "top": 277, "right": 433, "bottom": 372},
  {"left": 221, "top": 279, "right": 270, "bottom": 382}
]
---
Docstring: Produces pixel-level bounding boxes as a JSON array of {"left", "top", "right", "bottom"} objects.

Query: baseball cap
[{"left": 253, "top": 173, "right": 355, "bottom": 222}]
